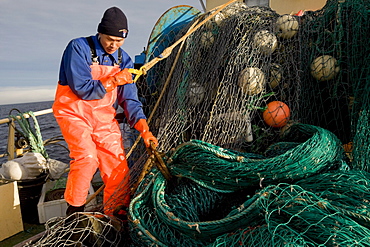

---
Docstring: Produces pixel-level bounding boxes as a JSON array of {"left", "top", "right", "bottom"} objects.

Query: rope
[{"left": 9, "top": 110, "right": 48, "bottom": 159}]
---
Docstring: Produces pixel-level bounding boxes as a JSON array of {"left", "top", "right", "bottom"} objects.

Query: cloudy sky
[{"left": 0, "top": 0, "right": 204, "bottom": 105}]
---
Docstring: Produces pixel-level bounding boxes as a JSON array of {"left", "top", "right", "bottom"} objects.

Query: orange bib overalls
[{"left": 53, "top": 63, "right": 130, "bottom": 216}]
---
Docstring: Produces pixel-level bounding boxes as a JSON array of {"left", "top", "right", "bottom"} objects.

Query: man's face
[{"left": 99, "top": 33, "right": 125, "bottom": 54}]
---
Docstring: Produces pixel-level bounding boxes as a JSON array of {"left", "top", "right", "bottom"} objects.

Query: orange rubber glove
[
  {"left": 134, "top": 119, "right": 158, "bottom": 148},
  {"left": 100, "top": 68, "right": 133, "bottom": 92}
]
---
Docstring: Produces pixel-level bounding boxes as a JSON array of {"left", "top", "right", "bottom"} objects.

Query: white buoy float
[
  {"left": 276, "top": 14, "right": 299, "bottom": 39},
  {"left": 238, "top": 67, "right": 265, "bottom": 95},
  {"left": 253, "top": 30, "right": 278, "bottom": 55},
  {"left": 310, "top": 55, "right": 340, "bottom": 81}
]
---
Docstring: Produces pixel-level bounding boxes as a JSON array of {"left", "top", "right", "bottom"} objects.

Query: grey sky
[{"left": 0, "top": 0, "right": 204, "bottom": 105}]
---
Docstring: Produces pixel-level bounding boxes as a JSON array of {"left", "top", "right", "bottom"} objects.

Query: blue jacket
[{"left": 58, "top": 34, "right": 146, "bottom": 126}]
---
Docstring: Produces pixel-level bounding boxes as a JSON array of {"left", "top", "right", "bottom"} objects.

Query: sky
[{"left": 0, "top": 0, "right": 205, "bottom": 106}]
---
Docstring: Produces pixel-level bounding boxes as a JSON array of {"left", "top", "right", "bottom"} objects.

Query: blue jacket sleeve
[
  {"left": 59, "top": 38, "right": 106, "bottom": 100},
  {"left": 117, "top": 83, "right": 147, "bottom": 127}
]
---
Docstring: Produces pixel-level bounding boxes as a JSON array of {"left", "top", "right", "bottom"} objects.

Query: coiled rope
[{"left": 9, "top": 110, "right": 48, "bottom": 159}]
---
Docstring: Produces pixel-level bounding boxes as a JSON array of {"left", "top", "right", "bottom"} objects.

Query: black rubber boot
[{"left": 66, "top": 205, "right": 85, "bottom": 216}]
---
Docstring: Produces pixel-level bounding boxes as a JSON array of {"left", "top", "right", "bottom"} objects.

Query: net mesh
[
  {"left": 24, "top": 213, "right": 124, "bottom": 247},
  {"left": 23, "top": 0, "right": 370, "bottom": 246}
]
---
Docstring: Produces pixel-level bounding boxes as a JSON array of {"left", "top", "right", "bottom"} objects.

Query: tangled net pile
[
  {"left": 128, "top": 124, "right": 370, "bottom": 246},
  {"left": 25, "top": 0, "right": 369, "bottom": 246}
]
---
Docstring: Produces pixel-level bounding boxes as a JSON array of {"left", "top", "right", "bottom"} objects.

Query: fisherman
[{"left": 52, "top": 6, "right": 158, "bottom": 217}]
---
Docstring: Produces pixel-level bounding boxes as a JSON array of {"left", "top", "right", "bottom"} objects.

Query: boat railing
[{"left": 0, "top": 108, "right": 54, "bottom": 160}]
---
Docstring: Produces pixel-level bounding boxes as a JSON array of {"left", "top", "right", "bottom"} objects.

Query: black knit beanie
[{"left": 97, "top": 7, "right": 128, "bottom": 38}]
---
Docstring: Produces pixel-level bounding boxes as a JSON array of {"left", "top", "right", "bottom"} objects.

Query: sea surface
[{"left": 0, "top": 101, "right": 70, "bottom": 164}]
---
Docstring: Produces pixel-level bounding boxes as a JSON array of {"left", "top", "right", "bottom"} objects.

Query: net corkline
[{"left": 23, "top": 0, "right": 369, "bottom": 246}]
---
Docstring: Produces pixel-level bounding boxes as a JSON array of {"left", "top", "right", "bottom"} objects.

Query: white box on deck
[{"left": 37, "top": 180, "right": 97, "bottom": 224}]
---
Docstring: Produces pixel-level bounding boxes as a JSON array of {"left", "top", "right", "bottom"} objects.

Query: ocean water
[{"left": 0, "top": 101, "right": 70, "bottom": 164}]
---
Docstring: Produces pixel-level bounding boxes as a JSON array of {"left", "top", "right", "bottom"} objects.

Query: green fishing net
[
  {"left": 126, "top": 0, "right": 370, "bottom": 245},
  {"left": 129, "top": 140, "right": 369, "bottom": 246}
]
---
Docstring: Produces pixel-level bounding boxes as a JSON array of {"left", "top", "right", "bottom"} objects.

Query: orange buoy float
[{"left": 263, "top": 101, "right": 290, "bottom": 128}]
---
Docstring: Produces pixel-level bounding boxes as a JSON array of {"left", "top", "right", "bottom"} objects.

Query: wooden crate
[{"left": 0, "top": 182, "right": 24, "bottom": 241}]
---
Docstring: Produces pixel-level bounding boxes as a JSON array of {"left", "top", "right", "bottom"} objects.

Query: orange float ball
[{"left": 263, "top": 101, "right": 290, "bottom": 128}]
